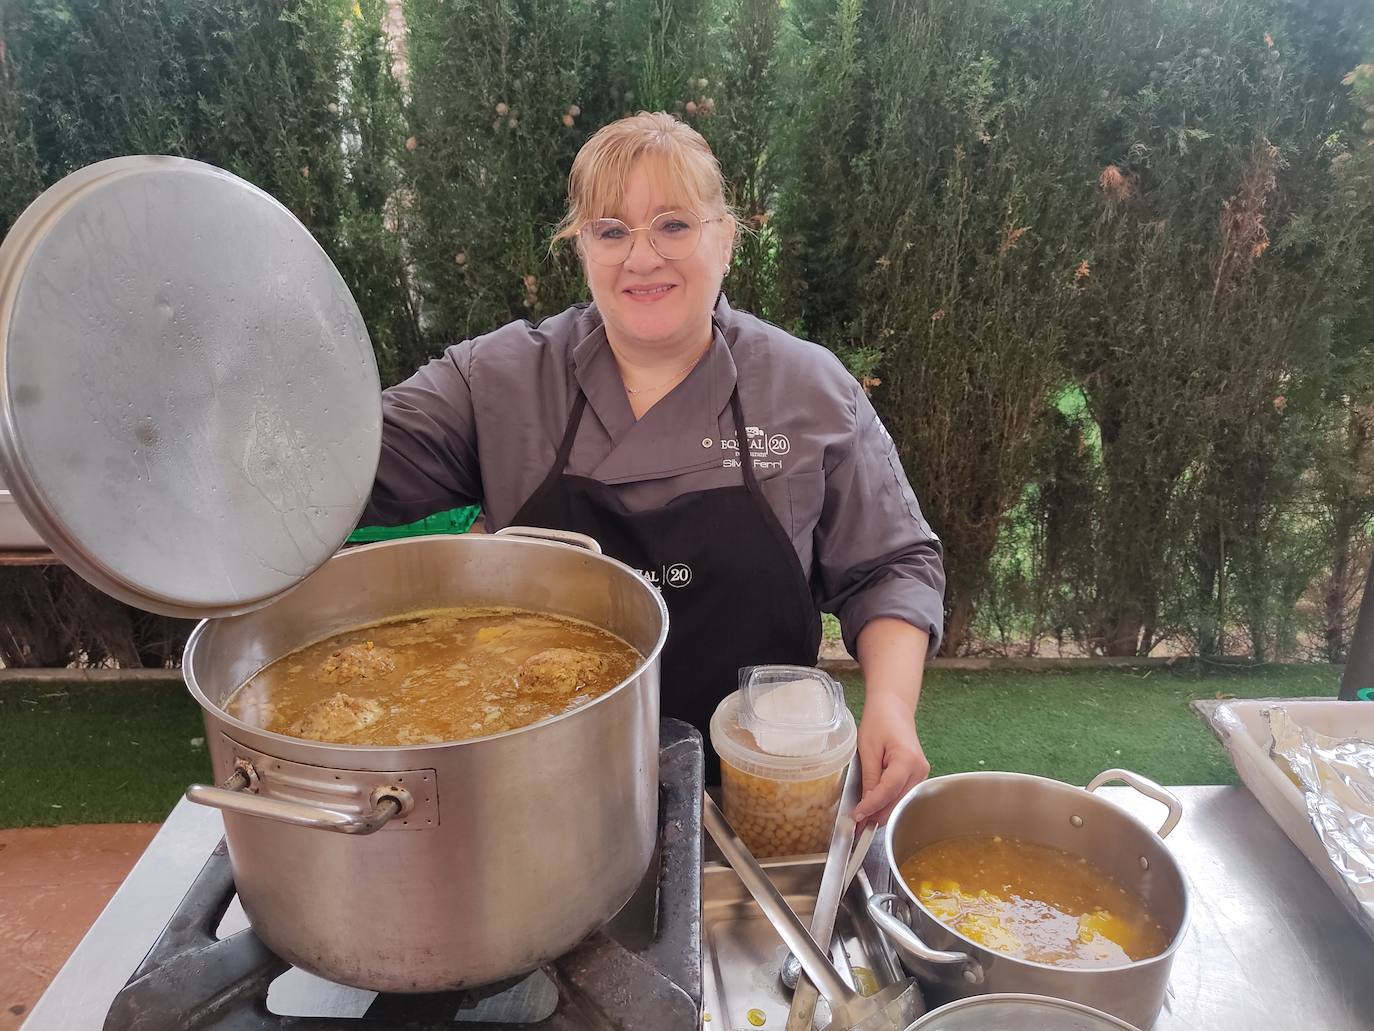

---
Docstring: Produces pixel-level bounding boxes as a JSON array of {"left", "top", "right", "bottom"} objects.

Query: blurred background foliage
[{"left": 1, "top": 0, "right": 1372, "bottom": 664}]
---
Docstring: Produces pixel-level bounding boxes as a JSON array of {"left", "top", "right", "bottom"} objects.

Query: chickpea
[{"left": 720, "top": 761, "right": 846, "bottom": 858}]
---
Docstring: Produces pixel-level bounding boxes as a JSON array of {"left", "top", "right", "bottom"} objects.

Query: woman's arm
[
  {"left": 812, "top": 385, "right": 945, "bottom": 823},
  {"left": 852, "top": 616, "right": 931, "bottom": 825},
  {"left": 362, "top": 341, "right": 484, "bottom": 527}
]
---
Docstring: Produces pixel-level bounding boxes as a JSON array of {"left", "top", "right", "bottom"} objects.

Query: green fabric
[{"left": 347, "top": 505, "right": 480, "bottom": 543}]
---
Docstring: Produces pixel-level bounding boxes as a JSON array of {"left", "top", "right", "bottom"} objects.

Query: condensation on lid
[
  {"left": 740, "top": 665, "right": 843, "bottom": 757},
  {"left": 710, "top": 687, "right": 855, "bottom": 782},
  {"left": 710, "top": 665, "right": 856, "bottom": 782}
]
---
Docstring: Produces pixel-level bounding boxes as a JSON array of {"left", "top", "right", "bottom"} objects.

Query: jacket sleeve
[
  {"left": 812, "top": 386, "right": 946, "bottom": 656},
  {"left": 360, "top": 341, "right": 483, "bottom": 527}
]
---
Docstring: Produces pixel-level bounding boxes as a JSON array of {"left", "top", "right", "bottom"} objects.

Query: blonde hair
[{"left": 553, "top": 112, "right": 741, "bottom": 246}]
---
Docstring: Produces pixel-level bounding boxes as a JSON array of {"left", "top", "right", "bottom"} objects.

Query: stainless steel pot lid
[
  {"left": 906, "top": 994, "right": 1143, "bottom": 1031},
  {"left": 0, "top": 156, "right": 381, "bottom": 617}
]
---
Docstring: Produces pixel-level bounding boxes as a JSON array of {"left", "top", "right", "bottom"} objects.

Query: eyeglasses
[{"left": 579, "top": 210, "right": 727, "bottom": 266}]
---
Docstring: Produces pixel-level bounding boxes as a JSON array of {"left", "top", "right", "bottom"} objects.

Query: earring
[{"left": 723, "top": 264, "right": 731, "bottom": 276}]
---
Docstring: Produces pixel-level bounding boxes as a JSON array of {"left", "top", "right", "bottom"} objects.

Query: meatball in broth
[{"left": 225, "top": 607, "right": 642, "bottom": 746}]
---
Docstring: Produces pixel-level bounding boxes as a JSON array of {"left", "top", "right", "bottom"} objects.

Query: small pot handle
[
  {"left": 186, "top": 765, "right": 412, "bottom": 835},
  {"left": 1086, "top": 768, "right": 1183, "bottom": 838},
  {"left": 494, "top": 526, "right": 602, "bottom": 554},
  {"left": 866, "top": 894, "right": 984, "bottom": 985}
]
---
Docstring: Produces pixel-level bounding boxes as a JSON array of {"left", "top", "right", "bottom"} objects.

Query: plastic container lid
[
  {"left": 710, "top": 665, "right": 856, "bottom": 780},
  {"left": 741, "top": 664, "right": 845, "bottom": 756},
  {"left": 0, "top": 156, "right": 381, "bottom": 618}
]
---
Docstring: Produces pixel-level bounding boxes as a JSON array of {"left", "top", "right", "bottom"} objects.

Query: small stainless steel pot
[
  {"left": 906, "top": 993, "right": 1144, "bottom": 1030},
  {"left": 867, "top": 769, "right": 1189, "bottom": 1029},
  {"left": 183, "top": 528, "right": 668, "bottom": 992}
]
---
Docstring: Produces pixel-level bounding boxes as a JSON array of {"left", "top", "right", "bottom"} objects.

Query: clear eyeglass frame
[{"left": 579, "top": 210, "right": 727, "bottom": 265}]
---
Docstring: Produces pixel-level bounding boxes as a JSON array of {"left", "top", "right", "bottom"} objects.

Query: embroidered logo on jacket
[{"left": 721, "top": 426, "right": 789, "bottom": 471}]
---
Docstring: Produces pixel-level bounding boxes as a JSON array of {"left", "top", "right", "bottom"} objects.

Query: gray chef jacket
[{"left": 363, "top": 295, "right": 946, "bottom": 655}]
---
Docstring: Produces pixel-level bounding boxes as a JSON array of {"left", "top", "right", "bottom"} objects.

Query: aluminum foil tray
[{"left": 1209, "top": 698, "right": 1374, "bottom": 944}]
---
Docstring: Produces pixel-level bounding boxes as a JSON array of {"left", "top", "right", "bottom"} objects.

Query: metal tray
[{"left": 702, "top": 855, "right": 915, "bottom": 1031}]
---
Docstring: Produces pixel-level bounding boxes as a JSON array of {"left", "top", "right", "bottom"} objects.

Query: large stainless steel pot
[
  {"left": 182, "top": 528, "right": 668, "bottom": 992},
  {"left": 0, "top": 159, "right": 669, "bottom": 995},
  {"left": 867, "top": 769, "right": 1189, "bottom": 1030}
]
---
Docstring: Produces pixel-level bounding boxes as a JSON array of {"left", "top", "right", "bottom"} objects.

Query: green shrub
[{"left": 1, "top": 0, "right": 1371, "bottom": 664}]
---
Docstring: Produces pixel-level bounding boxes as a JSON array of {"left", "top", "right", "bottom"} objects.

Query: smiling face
[{"left": 579, "top": 157, "right": 734, "bottom": 358}]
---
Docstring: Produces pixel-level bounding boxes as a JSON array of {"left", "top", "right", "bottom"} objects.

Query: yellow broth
[
  {"left": 225, "top": 607, "right": 641, "bottom": 746},
  {"left": 899, "top": 835, "right": 1170, "bottom": 968}
]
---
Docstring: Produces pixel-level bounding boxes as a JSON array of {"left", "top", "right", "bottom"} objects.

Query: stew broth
[
  {"left": 899, "top": 835, "right": 1169, "bottom": 968},
  {"left": 225, "top": 607, "right": 641, "bottom": 745}
]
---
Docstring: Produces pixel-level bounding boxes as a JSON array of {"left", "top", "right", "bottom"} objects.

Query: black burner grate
[{"left": 105, "top": 721, "right": 704, "bottom": 1031}]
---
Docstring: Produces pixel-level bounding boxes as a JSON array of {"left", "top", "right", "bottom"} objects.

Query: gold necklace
[{"left": 620, "top": 345, "right": 711, "bottom": 396}]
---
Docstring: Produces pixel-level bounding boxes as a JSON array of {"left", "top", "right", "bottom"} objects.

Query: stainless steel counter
[
  {"left": 1088, "top": 785, "right": 1373, "bottom": 1030},
  {"left": 24, "top": 786, "right": 1374, "bottom": 1029}
]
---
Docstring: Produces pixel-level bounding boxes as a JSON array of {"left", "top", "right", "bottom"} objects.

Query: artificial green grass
[
  {"left": 0, "top": 664, "right": 1341, "bottom": 827},
  {"left": 840, "top": 663, "right": 1338, "bottom": 787},
  {"left": 0, "top": 680, "right": 210, "bottom": 827}
]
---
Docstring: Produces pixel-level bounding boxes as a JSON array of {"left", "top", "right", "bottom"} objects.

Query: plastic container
[{"left": 710, "top": 665, "right": 856, "bottom": 858}]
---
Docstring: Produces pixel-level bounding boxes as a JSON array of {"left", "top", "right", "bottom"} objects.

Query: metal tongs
[
  {"left": 704, "top": 786, "right": 924, "bottom": 1031},
  {"left": 783, "top": 760, "right": 879, "bottom": 1029}
]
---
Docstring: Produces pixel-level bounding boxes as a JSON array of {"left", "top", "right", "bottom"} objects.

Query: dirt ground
[{"left": 0, "top": 823, "right": 157, "bottom": 1028}]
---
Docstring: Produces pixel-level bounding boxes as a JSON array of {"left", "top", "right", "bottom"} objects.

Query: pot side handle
[
  {"left": 493, "top": 526, "right": 602, "bottom": 554},
  {"left": 186, "top": 765, "right": 412, "bottom": 835},
  {"left": 866, "top": 894, "right": 984, "bottom": 985},
  {"left": 1085, "top": 768, "right": 1183, "bottom": 839}
]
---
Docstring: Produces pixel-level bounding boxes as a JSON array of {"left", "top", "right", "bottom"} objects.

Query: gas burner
[{"left": 105, "top": 721, "right": 704, "bottom": 1031}]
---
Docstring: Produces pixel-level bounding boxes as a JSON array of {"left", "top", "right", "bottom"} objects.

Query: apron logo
[
  {"left": 721, "top": 426, "right": 789, "bottom": 471},
  {"left": 637, "top": 563, "right": 694, "bottom": 590}
]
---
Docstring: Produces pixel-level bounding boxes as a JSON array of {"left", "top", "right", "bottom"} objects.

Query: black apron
[{"left": 509, "top": 378, "right": 821, "bottom": 782}]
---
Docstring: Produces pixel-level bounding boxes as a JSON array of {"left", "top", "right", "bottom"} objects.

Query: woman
[{"left": 363, "top": 112, "right": 944, "bottom": 825}]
